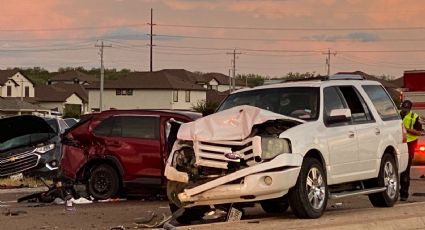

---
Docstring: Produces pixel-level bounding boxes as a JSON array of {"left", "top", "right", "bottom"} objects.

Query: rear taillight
[
  {"left": 419, "top": 146, "right": 425, "bottom": 152},
  {"left": 402, "top": 125, "right": 407, "bottom": 143}
]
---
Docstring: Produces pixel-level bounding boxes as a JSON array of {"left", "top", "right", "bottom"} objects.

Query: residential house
[
  {"left": 156, "top": 69, "right": 245, "bottom": 92},
  {"left": 0, "top": 70, "right": 35, "bottom": 98},
  {"left": 48, "top": 70, "right": 98, "bottom": 85},
  {"left": 32, "top": 83, "right": 88, "bottom": 115},
  {"left": 0, "top": 97, "right": 49, "bottom": 118},
  {"left": 202, "top": 72, "right": 245, "bottom": 92},
  {"left": 85, "top": 70, "right": 206, "bottom": 111}
]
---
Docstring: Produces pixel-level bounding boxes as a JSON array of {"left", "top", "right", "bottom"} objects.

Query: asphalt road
[{"left": 1, "top": 166, "right": 425, "bottom": 229}]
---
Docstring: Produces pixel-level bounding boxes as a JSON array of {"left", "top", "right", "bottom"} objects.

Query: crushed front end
[{"left": 165, "top": 105, "right": 304, "bottom": 208}]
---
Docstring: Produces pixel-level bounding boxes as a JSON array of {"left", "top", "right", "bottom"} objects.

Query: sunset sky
[{"left": 1, "top": 0, "right": 425, "bottom": 78}]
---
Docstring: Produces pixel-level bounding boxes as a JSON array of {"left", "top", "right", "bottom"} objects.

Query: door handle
[
  {"left": 375, "top": 128, "right": 381, "bottom": 135},
  {"left": 348, "top": 131, "right": 355, "bottom": 138}
]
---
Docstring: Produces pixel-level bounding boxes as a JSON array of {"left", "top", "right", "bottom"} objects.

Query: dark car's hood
[{"left": 0, "top": 116, "right": 56, "bottom": 153}]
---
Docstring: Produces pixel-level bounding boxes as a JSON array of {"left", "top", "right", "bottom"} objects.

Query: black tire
[
  {"left": 87, "top": 164, "right": 120, "bottom": 200},
  {"left": 260, "top": 195, "right": 290, "bottom": 214},
  {"left": 368, "top": 154, "right": 399, "bottom": 207},
  {"left": 288, "top": 157, "right": 328, "bottom": 219},
  {"left": 167, "top": 181, "right": 208, "bottom": 224}
]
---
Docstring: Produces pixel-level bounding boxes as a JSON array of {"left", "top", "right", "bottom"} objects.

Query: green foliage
[
  {"left": 192, "top": 100, "right": 220, "bottom": 116},
  {"left": 237, "top": 73, "right": 265, "bottom": 87},
  {"left": 17, "top": 67, "right": 50, "bottom": 85},
  {"left": 63, "top": 104, "right": 81, "bottom": 118},
  {"left": 283, "top": 72, "right": 318, "bottom": 80}
]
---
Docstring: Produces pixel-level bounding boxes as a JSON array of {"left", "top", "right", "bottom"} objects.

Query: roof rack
[{"left": 328, "top": 74, "right": 365, "bottom": 80}]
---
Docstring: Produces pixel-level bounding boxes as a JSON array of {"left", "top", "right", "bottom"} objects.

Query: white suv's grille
[{"left": 193, "top": 136, "right": 262, "bottom": 169}]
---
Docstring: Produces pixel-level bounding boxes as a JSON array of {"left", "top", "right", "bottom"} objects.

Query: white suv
[{"left": 165, "top": 77, "right": 408, "bottom": 222}]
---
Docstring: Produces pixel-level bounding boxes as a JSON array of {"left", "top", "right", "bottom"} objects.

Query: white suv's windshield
[{"left": 218, "top": 87, "right": 320, "bottom": 121}]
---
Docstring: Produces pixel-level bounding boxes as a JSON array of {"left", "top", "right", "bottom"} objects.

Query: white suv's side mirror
[{"left": 327, "top": 108, "right": 352, "bottom": 124}]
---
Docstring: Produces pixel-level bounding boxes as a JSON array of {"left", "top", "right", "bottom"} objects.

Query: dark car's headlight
[
  {"left": 261, "top": 137, "right": 291, "bottom": 160},
  {"left": 35, "top": 144, "right": 55, "bottom": 154}
]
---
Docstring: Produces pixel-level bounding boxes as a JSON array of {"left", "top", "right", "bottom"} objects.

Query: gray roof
[
  {"left": 85, "top": 69, "right": 206, "bottom": 91},
  {"left": 35, "top": 83, "right": 88, "bottom": 103},
  {"left": 0, "top": 97, "right": 49, "bottom": 111}
]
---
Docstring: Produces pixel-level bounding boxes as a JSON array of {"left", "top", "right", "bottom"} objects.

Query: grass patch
[{"left": 0, "top": 177, "right": 52, "bottom": 188}]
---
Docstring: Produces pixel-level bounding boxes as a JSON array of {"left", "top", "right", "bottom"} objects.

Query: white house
[
  {"left": 202, "top": 72, "right": 245, "bottom": 92},
  {"left": 0, "top": 70, "right": 35, "bottom": 98},
  {"left": 33, "top": 83, "right": 88, "bottom": 115},
  {"left": 86, "top": 70, "right": 207, "bottom": 112}
]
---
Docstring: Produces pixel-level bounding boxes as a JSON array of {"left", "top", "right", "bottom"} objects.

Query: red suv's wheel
[{"left": 87, "top": 164, "right": 120, "bottom": 200}]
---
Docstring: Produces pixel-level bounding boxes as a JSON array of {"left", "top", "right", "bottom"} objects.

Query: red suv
[{"left": 59, "top": 110, "right": 201, "bottom": 200}]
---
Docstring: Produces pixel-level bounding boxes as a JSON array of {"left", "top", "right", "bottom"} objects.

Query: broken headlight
[
  {"left": 261, "top": 137, "right": 291, "bottom": 160},
  {"left": 35, "top": 144, "right": 55, "bottom": 154}
]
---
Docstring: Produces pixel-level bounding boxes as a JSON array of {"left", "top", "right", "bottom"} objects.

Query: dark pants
[{"left": 400, "top": 140, "right": 418, "bottom": 198}]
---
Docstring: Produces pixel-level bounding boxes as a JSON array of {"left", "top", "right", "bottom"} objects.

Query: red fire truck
[{"left": 402, "top": 70, "right": 425, "bottom": 164}]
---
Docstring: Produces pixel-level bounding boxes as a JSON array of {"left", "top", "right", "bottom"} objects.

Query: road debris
[
  {"left": 135, "top": 208, "right": 185, "bottom": 228},
  {"left": 2, "top": 209, "right": 28, "bottom": 216}
]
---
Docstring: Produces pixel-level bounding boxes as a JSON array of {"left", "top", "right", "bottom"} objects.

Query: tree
[
  {"left": 63, "top": 104, "right": 81, "bottom": 118},
  {"left": 192, "top": 100, "right": 220, "bottom": 116},
  {"left": 237, "top": 73, "right": 265, "bottom": 87}
]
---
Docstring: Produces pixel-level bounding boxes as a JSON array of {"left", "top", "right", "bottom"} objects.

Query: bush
[{"left": 192, "top": 100, "right": 220, "bottom": 116}]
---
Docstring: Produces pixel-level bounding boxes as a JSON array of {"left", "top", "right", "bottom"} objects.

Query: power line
[
  {"left": 0, "top": 24, "right": 147, "bottom": 32},
  {"left": 155, "top": 34, "right": 425, "bottom": 43},
  {"left": 156, "top": 23, "right": 425, "bottom": 31},
  {"left": 2, "top": 22, "right": 425, "bottom": 33}
]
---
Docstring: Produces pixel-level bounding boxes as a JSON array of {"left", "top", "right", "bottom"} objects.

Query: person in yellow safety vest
[{"left": 399, "top": 100, "right": 425, "bottom": 201}]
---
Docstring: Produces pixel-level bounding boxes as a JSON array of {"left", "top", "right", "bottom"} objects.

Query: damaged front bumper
[{"left": 165, "top": 153, "right": 303, "bottom": 207}]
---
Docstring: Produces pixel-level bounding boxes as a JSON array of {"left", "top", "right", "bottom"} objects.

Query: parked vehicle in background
[
  {"left": 165, "top": 75, "right": 408, "bottom": 222},
  {"left": 401, "top": 71, "right": 425, "bottom": 165},
  {"left": 44, "top": 117, "right": 69, "bottom": 134},
  {"left": 0, "top": 115, "right": 62, "bottom": 178},
  {"left": 402, "top": 70, "right": 425, "bottom": 117},
  {"left": 63, "top": 118, "right": 79, "bottom": 128},
  {"left": 60, "top": 109, "right": 201, "bottom": 200}
]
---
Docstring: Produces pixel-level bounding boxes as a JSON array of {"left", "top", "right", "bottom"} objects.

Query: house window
[
  {"left": 173, "top": 90, "right": 178, "bottom": 102},
  {"left": 212, "top": 85, "right": 218, "bottom": 91},
  {"left": 25, "top": 86, "right": 30, "bottom": 97},
  {"left": 6, "top": 86, "right": 11, "bottom": 97},
  {"left": 116, "top": 89, "right": 133, "bottom": 96},
  {"left": 185, "top": 90, "right": 190, "bottom": 102}
]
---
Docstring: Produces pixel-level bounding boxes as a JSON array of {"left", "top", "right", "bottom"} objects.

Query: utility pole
[
  {"left": 323, "top": 49, "right": 337, "bottom": 77},
  {"left": 228, "top": 69, "right": 231, "bottom": 92},
  {"left": 148, "top": 8, "right": 155, "bottom": 72},
  {"left": 226, "top": 49, "right": 242, "bottom": 91},
  {"left": 95, "top": 40, "right": 111, "bottom": 112}
]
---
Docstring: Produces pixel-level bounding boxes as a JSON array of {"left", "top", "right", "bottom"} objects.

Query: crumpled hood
[
  {"left": 178, "top": 105, "right": 305, "bottom": 142},
  {"left": 0, "top": 115, "right": 56, "bottom": 144}
]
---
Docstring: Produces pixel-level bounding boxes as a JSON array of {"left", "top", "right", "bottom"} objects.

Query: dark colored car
[
  {"left": 0, "top": 115, "right": 62, "bottom": 178},
  {"left": 60, "top": 109, "right": 201, "bottom": 200}
]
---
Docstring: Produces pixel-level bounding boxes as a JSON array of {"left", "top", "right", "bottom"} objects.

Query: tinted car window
[
  {"left": 113, "top": 116, "right": 160, "bottom": 139},
  {"left": 362, "top": 85, "right": 399, "bottom": 121},
  {"left": 93, "top": 116, "right": 115, "bottom": 136},
  {"left": 339, "top": 86, "right": 374, "bottom": 123},
  {"left": 218, "top": 87, "right": 320, "bottom": 121},
  {"left": 323, "top": 86, "right": 346, "bottom": 118}
]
